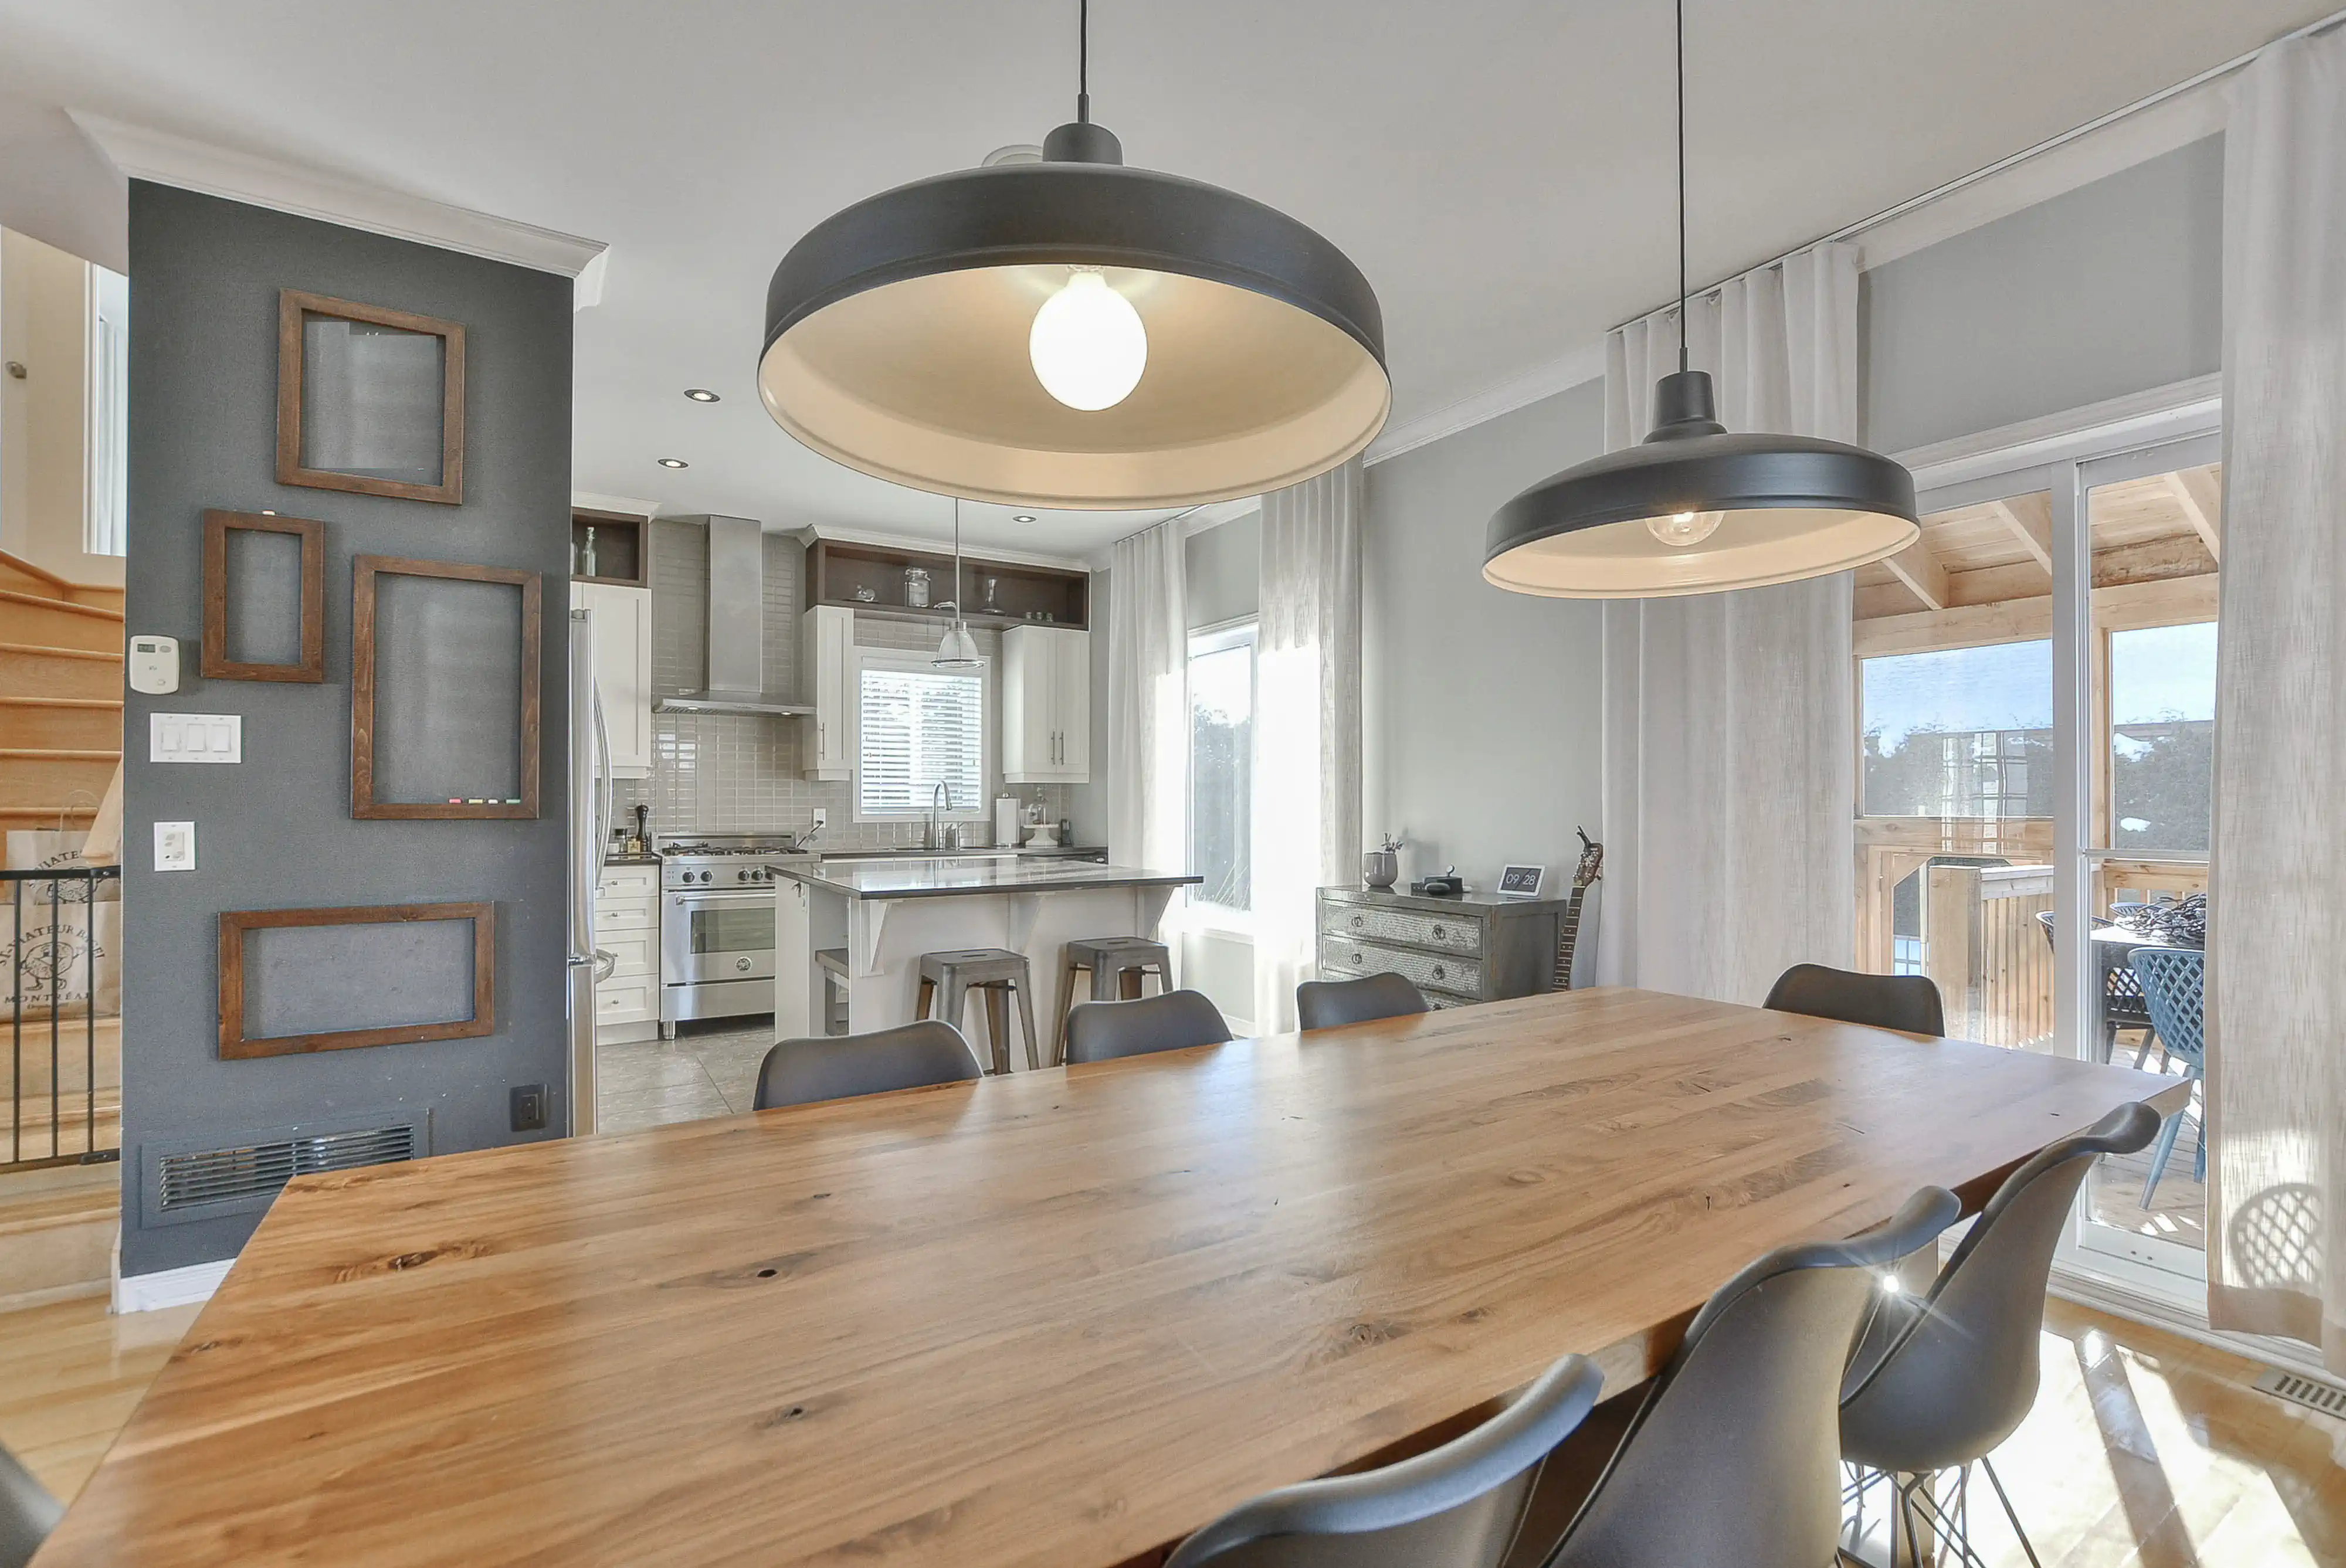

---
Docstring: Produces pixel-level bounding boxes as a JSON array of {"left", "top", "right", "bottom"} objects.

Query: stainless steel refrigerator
[{"left": 565, "top": 605, "right": 615, "bottom": 1134}]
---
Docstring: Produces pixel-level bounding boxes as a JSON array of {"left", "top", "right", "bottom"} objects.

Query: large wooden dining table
[{"left": 37, "top": 988, "right": 2186, "bottom": 1567}]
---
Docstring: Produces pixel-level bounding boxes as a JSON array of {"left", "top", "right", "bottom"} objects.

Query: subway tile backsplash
[{"left": 608, "top": 520, "right": 1070, "bottom": 849}]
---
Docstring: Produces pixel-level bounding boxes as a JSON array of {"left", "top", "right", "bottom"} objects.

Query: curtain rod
[{"left": 1639, "top": 4, "right": 2346, "bottom": 325}]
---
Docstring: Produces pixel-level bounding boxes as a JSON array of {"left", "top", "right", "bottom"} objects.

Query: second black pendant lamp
[
  {"left": 761, "top": 1, "right": 1389, "bottom": 511},
  {"left": 1483, "top": 0, "right": 1918, "bottom": 598}
]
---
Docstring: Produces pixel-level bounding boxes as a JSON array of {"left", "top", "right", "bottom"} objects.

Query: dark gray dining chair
[
  {"left": 1511, "top": 1185, "right": 1961, "bottom": 1568},
  {"left": 1764, "top": 962, "right": 1945, "bottom": 1037},
  {"left": 1296, "top": 972, "right": 1429, "bottom": 1032},
  {"left": 752, "top": 1019, "right": 982, "bottom": 1111},
  {"left": 1166, "top": 1353, "right": 1606, "bottom": 1567},
  {"left": 1, "top": 1443, "right": 60, "bottom": 1568},
  {"left": 1839, "top": 1101, "right": 2159, "bottom": 1568},
  {"left": 1062, "top": 989, "right": 1233, "bottom": 1065}
]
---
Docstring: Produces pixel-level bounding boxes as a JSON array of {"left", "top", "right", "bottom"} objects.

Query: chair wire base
[{"left": 1841, "top": 1460, "right": 2040, "bottom": 1568}]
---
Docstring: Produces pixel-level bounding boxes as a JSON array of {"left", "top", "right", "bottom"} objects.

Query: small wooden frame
[
  {"left": 277, "top": 290, "right": 466, "bottom": 505},
  {"left": 201, "top": 510, "right": 326, "bottom": 681},
  {"left": 351, "top": 555, "right": 541, "bottom": 820},
  {"left": 219, "top": 902, "right": 494, "bottom": 1059},
  {"left": 571, "top": 509, "right": 647, "bottom": 588}
]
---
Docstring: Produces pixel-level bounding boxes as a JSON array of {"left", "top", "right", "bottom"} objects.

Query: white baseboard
[
  {"left": 114, "top": 1257, "right": 232, "bottom": 1314},
  {"left": 2049, "top": 1263, "right": 2345, "bottom": 1389}
]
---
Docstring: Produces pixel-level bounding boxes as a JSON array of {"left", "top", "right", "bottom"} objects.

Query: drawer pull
[
  {"left": 1350, "top": 914, "right": 1364, "bottom": 931},
  {"left": 1430, "top": 924, "right": 1445, "bottom": 941},
  {"left": 1350, "top": 951, "right": 1364, "bottom": 966},
  {"left": 1432, "top": 963, "right": 1447, "bottom": 982}
]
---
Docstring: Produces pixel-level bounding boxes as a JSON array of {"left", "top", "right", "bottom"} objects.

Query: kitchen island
[{"left": 771, "top": 857, "right": 1201, "bottom": 1060}]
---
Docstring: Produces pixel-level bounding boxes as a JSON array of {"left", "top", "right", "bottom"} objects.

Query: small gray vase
[{"left": 1361, "top": 849, "right": 1398, "bottom": 891}]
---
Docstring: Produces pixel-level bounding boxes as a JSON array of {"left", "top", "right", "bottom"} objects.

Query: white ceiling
[{"left": 0, "top": 1, "right": 2327, "bottom": 557}]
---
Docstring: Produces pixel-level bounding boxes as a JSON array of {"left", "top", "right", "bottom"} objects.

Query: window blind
[{"left": 859, "top": 664, "right": 985, "bottom": 816}]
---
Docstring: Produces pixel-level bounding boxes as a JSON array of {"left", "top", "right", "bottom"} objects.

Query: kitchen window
[
  {"left": 856, "top": 653, "right": 987, "bottom": 820},
  {"left": 1188, "top": 622, "right": 1255, "bottom": 918}
]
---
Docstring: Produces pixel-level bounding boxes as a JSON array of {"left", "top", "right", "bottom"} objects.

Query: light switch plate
[
  {"left": 149, "top": 712, "right": 242, "bottom": 763},
  {"left": 154, "top": 820, "right": 196, "bottom": 872}
]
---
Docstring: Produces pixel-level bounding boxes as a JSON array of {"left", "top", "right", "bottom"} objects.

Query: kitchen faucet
[{"left": 926, "top": 781, "right": 952, "bottom": 850}]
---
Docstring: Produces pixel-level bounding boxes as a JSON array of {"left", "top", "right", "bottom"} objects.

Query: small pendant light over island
[
  {"left": 758, "top": 1, "right": 1389, "bottom": 510},
  {"left": 1483, "top": 0, "right": 1917, "bottom": 598}
]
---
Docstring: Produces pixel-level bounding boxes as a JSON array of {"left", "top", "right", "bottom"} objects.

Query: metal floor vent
[
  {"left": 156, "top": 1124, "right": 416, "bottom": 1213},
  {"left": 2254, "top": 1367, "right": 2346, "bottom": 1419}
]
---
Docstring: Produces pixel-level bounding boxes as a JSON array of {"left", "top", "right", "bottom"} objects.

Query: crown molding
[
  {"left": 1364, "top": 341, "right": 1606, "bottom": 468},
  {"left": 571, "top": 491, "right": 662, "bottom": 519},
  {"left": 67, "top": 111, "right": 609, "bottom": 294}
]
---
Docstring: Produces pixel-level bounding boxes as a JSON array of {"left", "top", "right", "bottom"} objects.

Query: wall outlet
[
  {"left": 153, "top": 820, "right": 196, "bottom": 872},
  {"left": 509, "top": 1084, "right": 548, "bottom": 1132},
  {"left": 811, "top": 808, "right": 827, "bottom": 830}
]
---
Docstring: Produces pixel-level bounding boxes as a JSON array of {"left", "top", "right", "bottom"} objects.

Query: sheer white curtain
[
  {"left": 2206, "top": 29, "right": 2346, "bottom": 1368},
  {"left": 1106, "top": 521, "right": 1189, "bottom": 878},
  {"left": 1253, "top": 460, "right": 1363, "bottom": 1033},
  {"left": 1594, "top": 242, "right": 1859, "bottom": 1003}
]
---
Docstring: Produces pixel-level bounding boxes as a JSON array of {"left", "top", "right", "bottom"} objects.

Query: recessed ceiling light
[
  {"left": 657, "top": 457, "right": 690, "bottom": 469},
  {"left": 1012, "top": 514, "right": 1036, "bottom": 524},
  {"left": 683, "top": 388, "right": 720, "bottom": 403}
]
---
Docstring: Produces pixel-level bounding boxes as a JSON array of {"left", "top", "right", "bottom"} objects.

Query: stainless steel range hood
[{"left": 655, "top": 515, "right": 814, "bottom": 716}]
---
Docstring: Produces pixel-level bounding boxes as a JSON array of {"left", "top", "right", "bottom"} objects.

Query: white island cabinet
[{"left": 772, "top": 857, "right": 1198, "bottom": 1063}]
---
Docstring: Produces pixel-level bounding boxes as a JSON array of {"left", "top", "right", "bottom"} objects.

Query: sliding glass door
[{"left": 1855, "top": 415, "right": 2219, "bottom": 1309}]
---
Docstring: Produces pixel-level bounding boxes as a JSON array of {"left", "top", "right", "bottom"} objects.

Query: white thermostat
[{"left": 128, "top": 636, "right": 180, "bottom": 694}]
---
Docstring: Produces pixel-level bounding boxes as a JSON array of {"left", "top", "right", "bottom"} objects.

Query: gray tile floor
[{"left": 596, "top": 1023, "right": 774, "bottom": 1135}]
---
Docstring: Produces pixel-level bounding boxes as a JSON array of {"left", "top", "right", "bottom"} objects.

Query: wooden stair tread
[
  {"left": 0, "top": 807, "right": 100, "bottom": 824},
  {"left": 0, "top": 644, "right": 120, "bottom": 663},
  {"left": 0, "top": 698, "right": 121, "bottom": 711},
  {"left": 0, "top": 590, "right": 123, "bottom": 623},
  {"left": 0, "top": 1177, "right": 119, "bottom": 1238},
  {"left": 0, "top": 749, "right": 120, "bottom": 762}
]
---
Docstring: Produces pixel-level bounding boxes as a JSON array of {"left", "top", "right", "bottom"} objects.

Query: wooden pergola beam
[
  {"left": 1880, "top": 534, "right": 1949, "bottom": 611},
  {"left": 1987, "top": 497, "right": 2054, "bottom": 573},
  {"left": 2164, "top": 469, "right": 2222, "bottom": 562}
]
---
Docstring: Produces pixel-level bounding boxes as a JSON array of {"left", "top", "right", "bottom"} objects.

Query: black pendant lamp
[
  {"left": 761, "top": 1, "right": 1389, "bottom": 511},
  {"left": 1483, "top": 1, "right": 1917, "bottom": 598}
]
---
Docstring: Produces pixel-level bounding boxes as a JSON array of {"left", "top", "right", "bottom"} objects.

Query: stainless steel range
[{"left": 656, "top": 831, "right": 805, "bottom": 1034}]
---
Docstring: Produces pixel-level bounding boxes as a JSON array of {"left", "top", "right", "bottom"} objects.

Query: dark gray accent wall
[
  {"left": 122, "top": 183, "right": 572, "bottom": 1276},
  {"left": 1863, "top": 135, "right": 2223, "bottom": 454}
]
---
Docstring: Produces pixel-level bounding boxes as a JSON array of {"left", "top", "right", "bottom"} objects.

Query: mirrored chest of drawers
[{"left": 1316, "top": 885, "right": 1578, "bottom": 1008}]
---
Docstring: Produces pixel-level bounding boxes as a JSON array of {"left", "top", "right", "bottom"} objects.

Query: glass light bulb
[
  {"left": 1646, "top": 508, "right": 1725, "bottom": 547},
  {"left": 1029, "top": 269, "right": 1147, "bottom": 410}
]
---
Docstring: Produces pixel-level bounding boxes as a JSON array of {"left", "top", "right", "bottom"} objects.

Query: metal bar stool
[
  {"left": 916, "top": 948, "right": 1042, "bottom": 1075},
  {"left": 1053, "top": 936, "right": 1173, "bottom": 1065}
]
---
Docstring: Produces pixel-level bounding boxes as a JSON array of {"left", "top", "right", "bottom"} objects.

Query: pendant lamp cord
[
  {"left": 1077, "top": 0, "right": 1091, "bottom": 123},
  {"left": 1676, "top": 0, "right": 1688, "bottom": 375},
  {"left": 952, "top": 498, "right": 964, "bottom": 626}
]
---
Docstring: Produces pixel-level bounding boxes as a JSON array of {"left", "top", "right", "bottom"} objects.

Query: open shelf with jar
[{"left": 804, "top": 537, "right": 1087, "bottom": 630}]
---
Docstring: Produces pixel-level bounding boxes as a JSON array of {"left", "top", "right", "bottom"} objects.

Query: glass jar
[{"left": 904, "top": 567, "right": 930, "bottom": 609}]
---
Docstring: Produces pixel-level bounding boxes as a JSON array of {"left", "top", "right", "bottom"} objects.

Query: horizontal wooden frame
[
  {"left": 218, "top": 902, "right": 494, "bottom": 1059},
  {"left": 201, "top": 509, "right": 326, "bottom": 682},
  {"left": 351, "top": 554, "right": 542, "bottom": 820},
  {"left": 277, "top": 289, "right": 466, "bottom": 505}
]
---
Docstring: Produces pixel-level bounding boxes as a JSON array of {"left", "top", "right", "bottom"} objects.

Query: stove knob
[
  {"left": 735, "top": 869, "right": 749, "bottom": 883},
  {"left": 696, "top": 870, "right": 712, "bottom": 884}
]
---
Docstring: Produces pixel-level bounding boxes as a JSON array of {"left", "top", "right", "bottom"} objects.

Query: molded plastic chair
[
  {"left": 1062, "top": 989, "right": 1233, "bottom": 1065},
  {"left": 1764, "top": 963, "right": 1945, "bottom": 1037},
  {"left": 1, "top": 1443, "right": 61, "bottom": 1568},
  {"left": 1839, "top": 1101, "right": 2160, "bottom": 1566},
  {"left": 2128, "top": 946, "right": 2206, "bottom": 1204},
  {"left": 1165, "top": 1353, "right": 1606, "bottom": 1568},
  {"left": 1296, "top": 972, "right": 1429, "bottom": 1032},
  {"left": 1519, "top": 1186, "right": 1961, "bottom": 1568},
  {"left": 752, "top": 1020, "right": 982, "bottom": 1111}
]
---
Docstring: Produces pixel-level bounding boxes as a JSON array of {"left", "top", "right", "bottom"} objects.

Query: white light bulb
[
  {"left": 1646, "top": 508, "right": 1724, "bottom": 547},
  {"left": 1029, "top": 269, "right": 1147, "bottom": 410}
]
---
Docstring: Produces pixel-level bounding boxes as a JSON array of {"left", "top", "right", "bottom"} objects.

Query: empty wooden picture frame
[
  {"left": 351, "top": 555, "right": 541, "bottom": 819},
  {"left": 201, "top": 510, "right": 326, "bottom": 681},
  {"left": 219, "top": 902, "right": 494, "bottom": 1059},
  {"left": 277, "top": 290, "right": 466, "bottom": 505}
]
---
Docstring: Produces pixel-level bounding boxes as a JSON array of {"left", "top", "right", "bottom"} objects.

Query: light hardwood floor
[{"left": 3, "top": 1285, "right": 2340, "bottom": 1562}]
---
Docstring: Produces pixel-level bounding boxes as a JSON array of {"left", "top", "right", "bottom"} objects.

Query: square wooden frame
[
  {"left": 351, "top": 555, "right": 542, "bottom": 820},
  {"left": 218, "top": 902, "right": 494, "bottom": 1059},
  {"left": 277, "top": 290, "right": 466, "bottom": 505},
  {"left": 201, "top": 509, "right": 326, "bottom": 681}
]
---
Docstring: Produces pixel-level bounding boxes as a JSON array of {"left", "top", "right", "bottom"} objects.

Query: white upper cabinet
[
  {"left": 1002, "top": 625, "right": 1089, "bottom": 783},
  {"left": 572, "top": 581, "right": 653, "bottom": 778},
  {"left": 800, "top": 603, "right": 856, "bottom": 780}
]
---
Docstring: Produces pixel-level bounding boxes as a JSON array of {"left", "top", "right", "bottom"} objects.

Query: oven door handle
[{"left": 672, "top": 890, "right": 779, "bottom": 906}]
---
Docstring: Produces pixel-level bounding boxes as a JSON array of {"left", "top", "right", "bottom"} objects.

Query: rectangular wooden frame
[
  {"left": 218, "top": 902, "right": 494, "bottom": 1059},
  {"left": 277, "top": 289, "right": 466, "bottom": 505},
  {"left": 201, "top": 509, "right": 326, "bottom": 681},
  {"left": 351, "top": 554, "right": 542, "bottom": 820}
]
